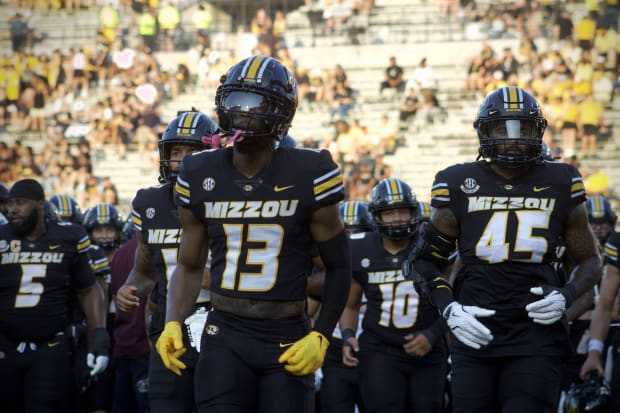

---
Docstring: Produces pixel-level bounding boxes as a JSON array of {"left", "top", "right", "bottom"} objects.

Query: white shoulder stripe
[
  {"left": 177, "top": 175, "right": 190, "bottom": 188},
  {"left": 314, "top": 167, "right": 340, "bottom": 184},
  {"left": 316, "top": 185, "right": 344, "bottom": 201}
]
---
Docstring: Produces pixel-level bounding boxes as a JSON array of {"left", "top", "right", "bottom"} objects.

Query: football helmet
[
  {"left": 49, "top": 194, "right": 83, "bottom": 224},
  {"left": 44, "top": 200, "right": 59, "bottom": 224},
  {"left": 120, "top": 215, "right": 135, "bottom": 244},
  {"left": 585, "top": 195, "right": 617, "bottom": 225},
  {"left": 474, "top": 86, "right": 547, "bottom": 166},
  {"left": 540, "top": 142, "right": 554, "bottom": 161},
  {"left": 368, "top": 178, "right": 418, "bottom": 239},
  {"left": 339, "top": 201, "right": 373, "bottom": 233},
  {"left": 159, "top": 111, "right": 218, "bottom": 183},
  {"left": 0, "top": 183, "right": 8, "bottom": 200},
  {"left": 563, "top": 374, "right": 610, "bottom": 413},
  {"left": 215, "top": 55, "right": 297, "bottom": 147},
  {"left": 417, "top": 201, "right": 432, "bottom": 223},
  {"left": 82, "top": 203, "right": 123, "bottom": 249}
]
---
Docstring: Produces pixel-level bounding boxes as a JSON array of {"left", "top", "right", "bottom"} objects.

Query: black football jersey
[
  {"left": 175, "top": 147, "right": 344, "bottom": 301},
  {"left": 0, "top": 221, "right": 95, "bottom": 342},
  {"left": 604, "top": 232, "right": 620, "bottom": 272},
  {"left": 431, "top": 161, "right": 586, "bottom": 356},
  {"left": 350, "top": 231, "right": 439, "bottom": 346},
  {"left": 88, "top": 243, "right": 111, "bottom": 283},
  {"left": 131, "top": 183, "right": 211, "bottom": 309}
]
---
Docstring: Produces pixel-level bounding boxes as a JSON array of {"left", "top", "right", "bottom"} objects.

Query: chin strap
[{"left": 201, "top": 130, "right": 245, "bottom": 148}]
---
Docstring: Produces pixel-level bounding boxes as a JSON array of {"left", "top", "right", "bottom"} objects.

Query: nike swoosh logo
[
  {"left": 279, "top": 342, "right": 294, "bottom": 348},
  {"left": 49, "top": 244, "right": 61, "bottom": 250},
  {"left": 48, "top": 342, "right": 59, "bottom": 347},
  {"left": 274, "top": 185, "right": 294, "bottom": 192},
  {"left": 533, "top": 186, "right": 551, "bottom": 192}
]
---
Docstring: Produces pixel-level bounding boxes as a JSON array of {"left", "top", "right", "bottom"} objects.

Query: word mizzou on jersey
[
  {"left": 175, "top": 147, "right": 344, "bottom": 301},
  {"left": 0, "top": 221, "right": 95, "bottom": 342},
  {"left": 431, "top": 160, "right": 586, "bottom": 356},
  {"left": 350, "top": 231, "right": 439, "bottom": 346},
  {"left": 131, "top": 182, "right": 210, "bottom": 314}
]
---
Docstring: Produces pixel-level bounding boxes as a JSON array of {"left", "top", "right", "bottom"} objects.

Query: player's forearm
[
  {"left": 566, "top": 289, "right": 594, "bottom": 321},
  {"left": 589, "top": 298, "right": 613, "bottom": 342},
  {"left": 166, "top": 264, "right": 202, "bottom": 323},
  {"left": 567, "top": 255, "right": 602, "bottom": 298},
  {"left": 125, "top": 268, "right": 156, "bottom": 297},
  {"left": 314, "top": 231, "right": 352, "bottom": 338},
  {"left": 78, "top": 284, "right": 106, "bottom": 329},
  {"left": 338, "top": 306, "right": 359, "bottom": 333}
]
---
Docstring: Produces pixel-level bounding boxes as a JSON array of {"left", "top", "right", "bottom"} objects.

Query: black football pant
[
  {"left": 148, "top": 322, "right": 199, "bottom": 413},
  {"left": 0, "top": 332, "right": 75, "bottom": 413},
  {"left": 320, "top": 342, "right": 365, "bottom": 413},
  {"left": 357, "top": 332, "right": 447, "bottom": 413},
  {"left": 450, "top": 353, "right": 562, "bottom": 413},
  {"left": 194, "top": 310, "right": 315, "bottom": 413}
]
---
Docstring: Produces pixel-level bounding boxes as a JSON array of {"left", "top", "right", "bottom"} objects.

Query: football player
[
  {"left": 115, "top": 110, "right": 216, "bottom": 413},
  {"left": 0, "top": 179, "right": 108, "bottom": 412},
  {"left": 340, "top": 179, "right": 448, "bottom": 412},
  {"left": 49, "top": 194, "right": 84, "bottom": 225},
  {"left": 580, "top": 196, "right": 619, "bottom": 412},
  {"left": 81, "top": 203, "right": 124, "bottom": 413},
  {"left": 0, "top": 182, "right": 9, "bottom": 224},
  {"left": 158, "top": 55, "right": 351, "bottom": 412},
  {"left": 317, "top": 200, "right": 373, "bottom": 413},
  {"left": 404, "top": 86, "right": 601, "bottom": 412}
]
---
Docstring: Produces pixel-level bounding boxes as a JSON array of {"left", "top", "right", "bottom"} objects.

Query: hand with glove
[
  {"left": 278, "top": 331, "right": 329, "bottom": 376},
  {"left": 155, "top": 321, "right": 187, "bottom": 376},
  {"left": 525, "top": 285, "right": 575, "bottom": 325},
  {"left": 87, "top": 327, "right": 110, "bottom": 376},
  {"left": 443, "top": 302, "right": 495, "bottom": 349}
]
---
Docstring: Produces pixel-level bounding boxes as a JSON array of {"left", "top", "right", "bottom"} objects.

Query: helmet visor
[
  {"left": 485, "top": 119, "right": 538, "bottom": 140},
  {"left": 220, "top": 91, "right": 278, "bottom": 134}
]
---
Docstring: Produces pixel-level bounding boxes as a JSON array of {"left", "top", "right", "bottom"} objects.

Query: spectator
[
  {"left": 9, "top": 13, "right": 29, "bottom": 52},
  {"left": 324, "top": 0, "right": 352, "bottom": 35},
  {"left": 272, "top": 9, "right": 288, "bottom": 49},
  {"left": 500, "top": 47, "right": 520, "bottom": 80},
  {"left": 379, "top": 56, "right": 406, "bottom": 97},
  {"left": 158, "top": 2, "right": 180, "bottom": 51},
  {"left": 192, "top": 4, "right": 213, "bottom": 45},
  {"left": 574, "top": 11, "right": 597, "bottom": 51},
  {"left": 329, "top": 80, "right": 356, "bottom": 122},
  {"left": 412, "top": 57, "right": 438, "bottom": 91},
  {"left": 347, "top": 3, "right": 368, "bottom": 45},
  {"left": 399, "top": 87, "right": 421, "bottom": 123},
  {"left": 553, "top": 8, "right": 575, "bottom": 42},
  {"left": 577, "top": 91, "right": 606, "bottom": 158},
  {"left": 138, "top": 8, "right": 158, "bottom": 52}
]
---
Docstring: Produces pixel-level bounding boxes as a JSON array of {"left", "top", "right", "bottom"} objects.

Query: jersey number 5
[
  {"left": 476, "top": 210, "right": 550, "bottom": 264},
  {"left": 15, "top": 264, "right": 46, "bottom": 308}
]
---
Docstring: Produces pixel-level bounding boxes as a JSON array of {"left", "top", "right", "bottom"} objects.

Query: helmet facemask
[{"left": 477, "top": 118, "right": 545, "bottom": 166}]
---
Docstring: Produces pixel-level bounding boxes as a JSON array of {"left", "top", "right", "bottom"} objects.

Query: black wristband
[
  {"left": 90, "top": 327, "right": 110, "bottom": 355},
  {"left": 560, "top": 283, "right": 577, "bottom": 308},
  {"left": 341, "top": 328, "right": 355, "bottom": 347}
]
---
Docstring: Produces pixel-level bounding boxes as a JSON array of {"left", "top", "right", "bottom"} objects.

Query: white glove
[
  {"left": 525, "top": 286, "right": 566, "bottom": 325},
  {"left": 443, "top": 302, "right": 495, "bottom": 349},
  {"left": 87, "top": 353, "right": 110, "bottom": 376},
  {"left": 184, "top": 307, "right": 209, "bottom": 352}
]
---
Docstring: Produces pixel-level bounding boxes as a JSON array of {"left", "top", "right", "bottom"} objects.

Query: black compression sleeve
[{"left": 314, "top": 231, "right": 352, "bottom": 338}]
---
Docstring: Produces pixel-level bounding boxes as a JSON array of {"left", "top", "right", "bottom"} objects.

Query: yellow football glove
[
  {"left": 155, "top": 321, "right": 187, "bottom": 376},
  {"left": 278, "top": 331, "right": 329, "bottom": 376}
]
